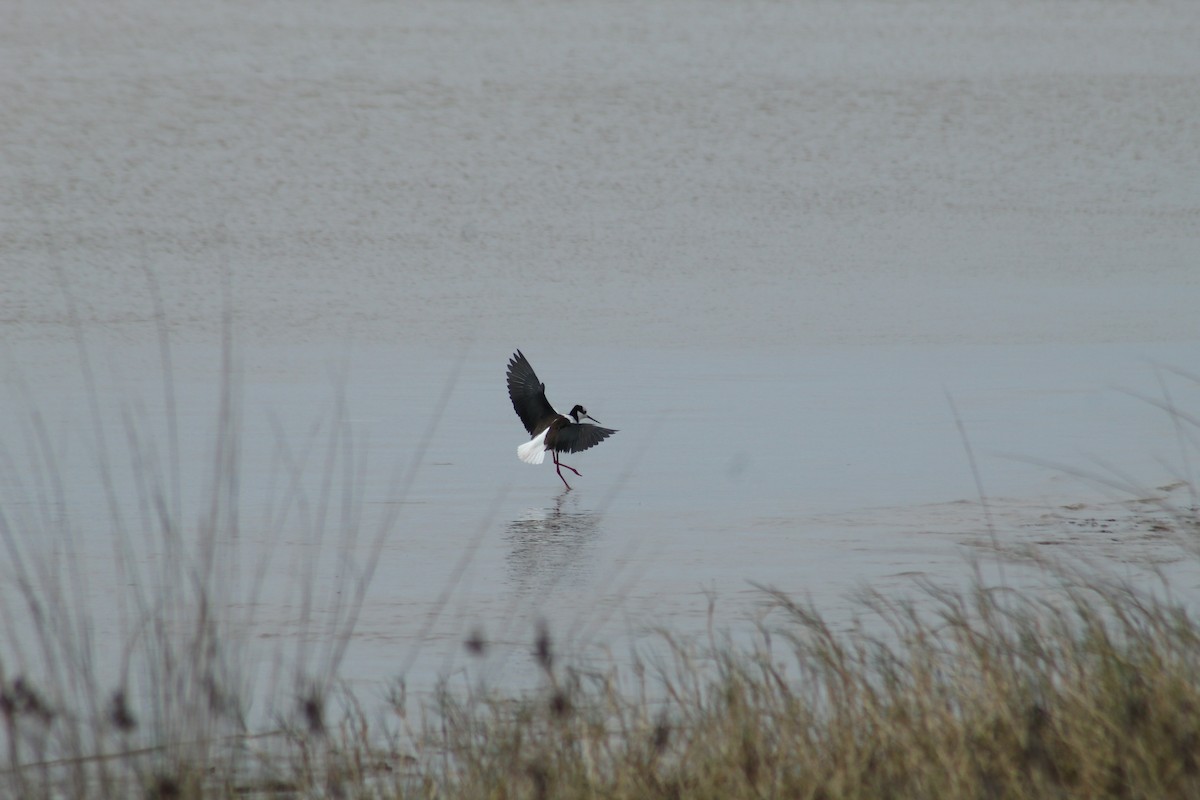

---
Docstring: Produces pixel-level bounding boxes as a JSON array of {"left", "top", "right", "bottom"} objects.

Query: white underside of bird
[{"left": 517, "top": 427, "right": 549, "bottom": 465}]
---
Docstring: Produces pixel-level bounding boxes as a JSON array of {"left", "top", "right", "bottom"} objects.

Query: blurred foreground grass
[{"left": 5, "top": 503, "right": 1198, "bottom": 797}]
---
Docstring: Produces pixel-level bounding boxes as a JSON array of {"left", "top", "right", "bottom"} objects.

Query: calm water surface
[{"left": 3, "top": 340, "right": 1196, "bottom": 702}]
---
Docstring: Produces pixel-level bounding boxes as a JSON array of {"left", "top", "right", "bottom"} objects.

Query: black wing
[
  {"left": 506, "top": 350, "right": 556, "bottom": 435},
  {"left": 553, "top": 422, "right": 618, "bottom": 454}
]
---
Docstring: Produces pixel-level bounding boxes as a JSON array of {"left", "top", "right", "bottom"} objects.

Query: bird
[{"left": 506, "top": 350, "right": 617, "bottom": 490}]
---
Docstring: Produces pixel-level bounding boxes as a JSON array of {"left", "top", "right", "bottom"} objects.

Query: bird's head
[{"left": 568, "top": 404, "right": 600, "bottom": 424}]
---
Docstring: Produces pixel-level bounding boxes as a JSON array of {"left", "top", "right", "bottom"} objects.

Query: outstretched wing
[
  {"left": 554, "top": 422, "right": 617, "bottom": 454},
  {"left": 507, "top": 350, "right": 556, "bottom": 435}
]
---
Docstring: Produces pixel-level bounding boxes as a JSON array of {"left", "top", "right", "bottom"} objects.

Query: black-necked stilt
[{"left": 506, "top": 350, "right": 617, "bottom": 490}]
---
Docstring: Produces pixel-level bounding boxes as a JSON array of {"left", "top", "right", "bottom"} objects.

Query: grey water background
[{"left": 3, "top": 0, "right": 1200, "bottom": 699}]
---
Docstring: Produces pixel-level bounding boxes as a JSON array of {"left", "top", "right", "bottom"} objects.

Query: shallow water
[
  {"left": 2, "top": 0, "right": 1199, "bottom": 714},
  {"left": 2, "top": 341, "right": 1197, "bottom": 703}
]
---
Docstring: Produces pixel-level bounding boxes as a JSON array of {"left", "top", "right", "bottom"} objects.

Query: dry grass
[
  {"left": 6, "top": 491, "right": 1198, "bottom": 799},
  {"left": 419, "top": 537, "right": 1200, "bottom": 800}
]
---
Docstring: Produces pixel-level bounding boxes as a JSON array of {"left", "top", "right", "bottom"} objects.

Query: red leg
[
  {"left": 552, "top": 450, "right": 581, "bottom": 476},
  {"left": 552, "top": 451, "right": 579, "bottom": 489}
]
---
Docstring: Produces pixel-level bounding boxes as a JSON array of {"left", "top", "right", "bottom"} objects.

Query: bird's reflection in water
[{"left": 505, "top": 491, "right": 601, "bottom": 596}]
